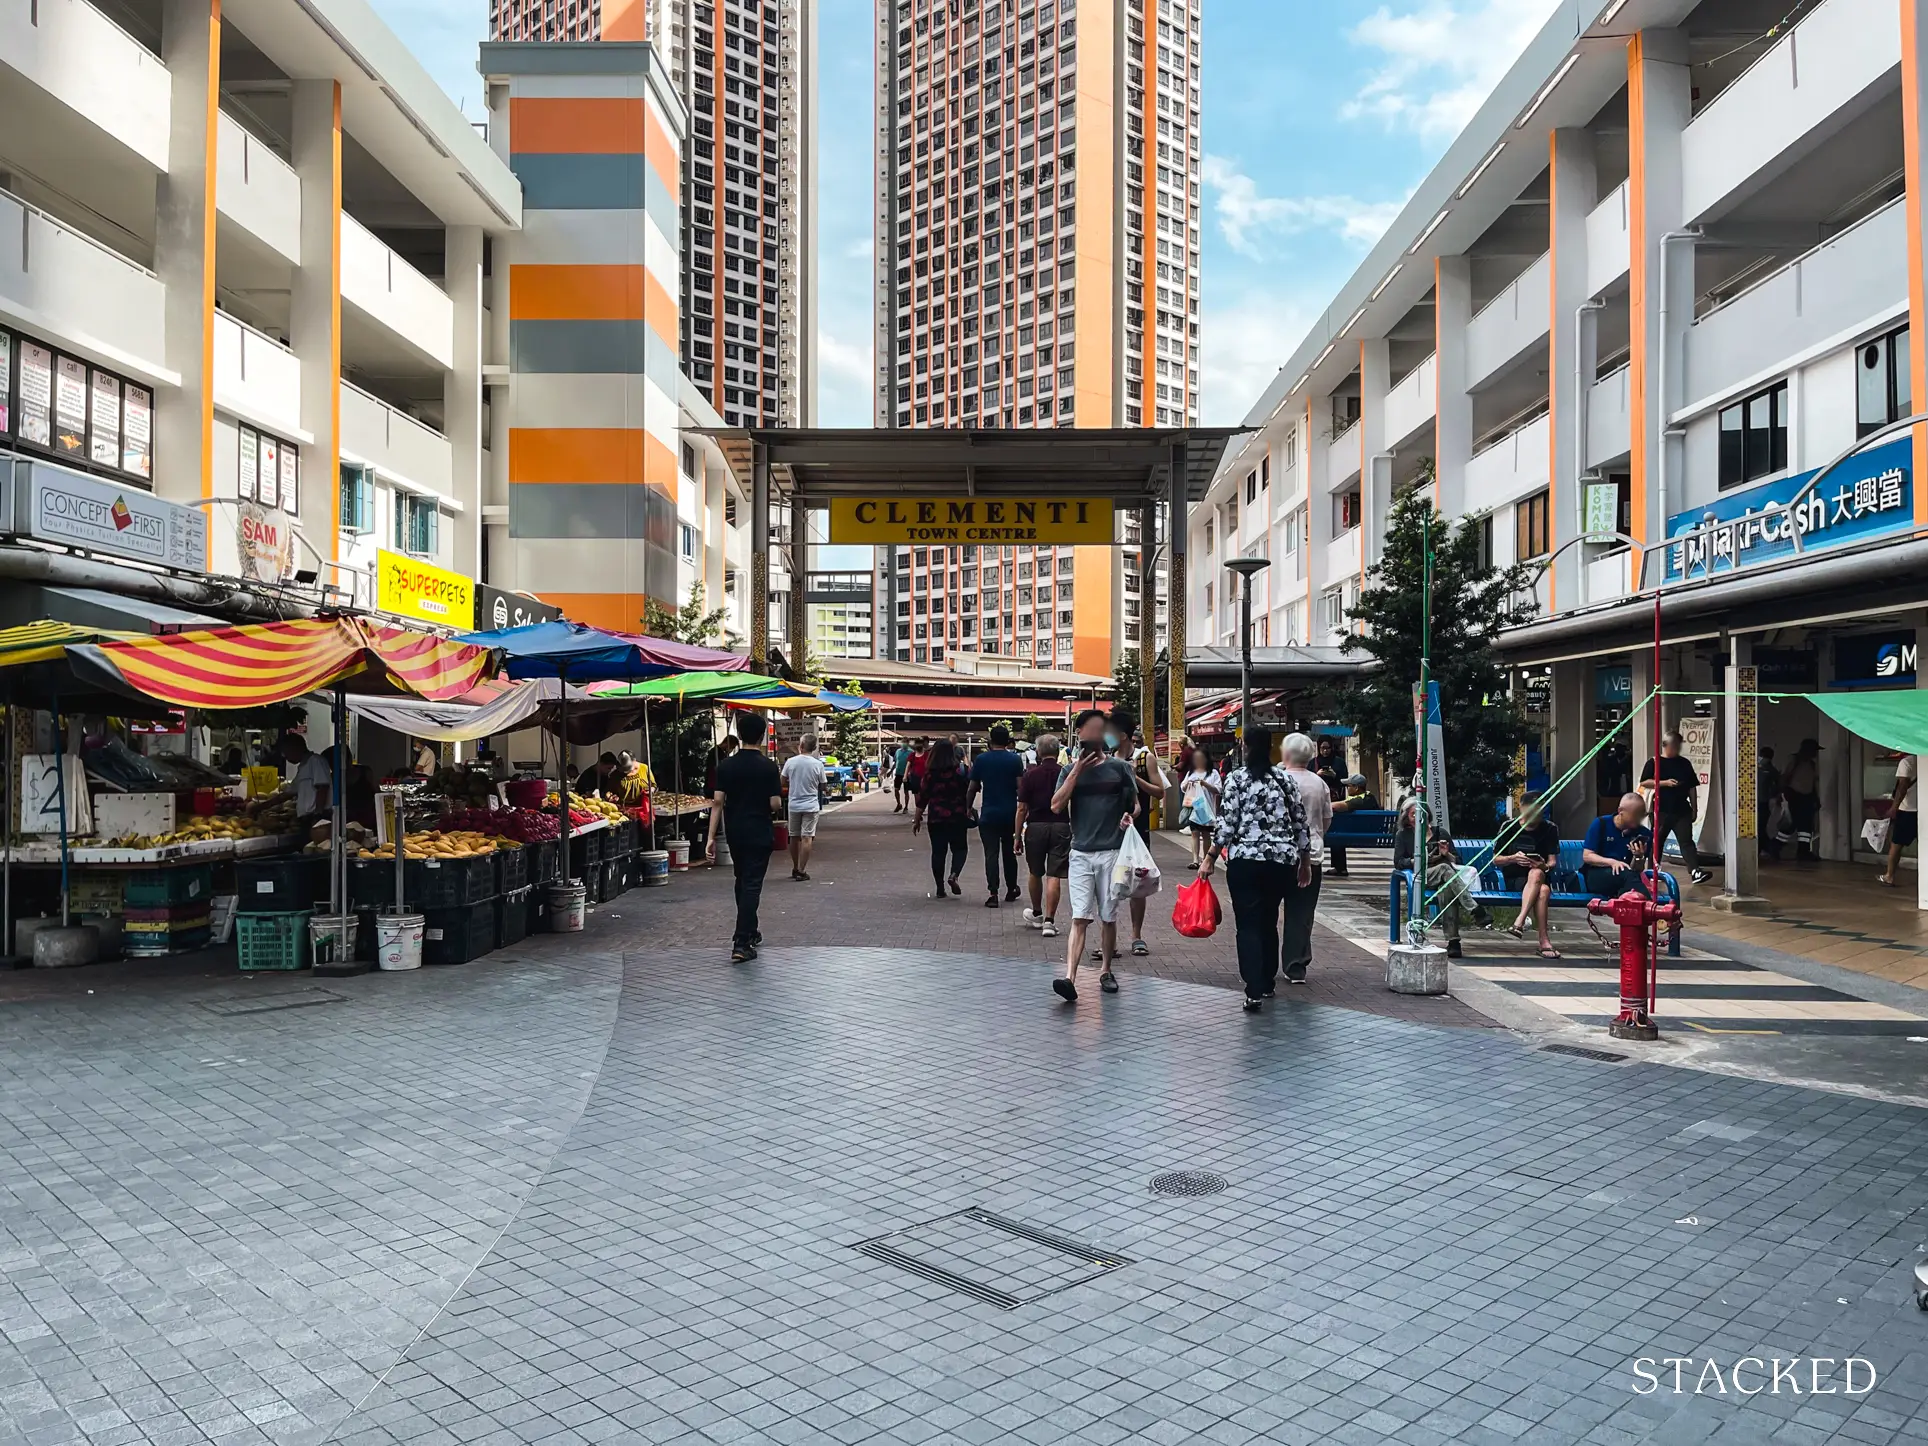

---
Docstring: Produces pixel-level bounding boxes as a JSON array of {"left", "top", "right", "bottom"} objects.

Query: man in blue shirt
[
  {"left": 1582, "top": 792, "right": 1652, "bottom": 898},
  {"left": 968, "top": 724, "right": 1027, "bottom": 906}
]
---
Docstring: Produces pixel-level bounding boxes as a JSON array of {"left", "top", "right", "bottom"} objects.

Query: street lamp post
[{"left": 1224, "top": 556, "right": 1271, "bottom": 739}]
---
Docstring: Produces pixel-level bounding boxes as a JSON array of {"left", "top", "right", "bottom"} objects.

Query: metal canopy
[{"left": 695, "top": 427, "right": 1248, "bottom": 506}]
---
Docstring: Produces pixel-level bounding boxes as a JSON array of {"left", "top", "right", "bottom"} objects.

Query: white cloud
[
  {"left": 1198, "top": 287, "right": 1321, "bottom": 427},
  {"left": 815, "top": 328, "right": 874, "bottom": 427},
  {"left": 1202, "top": 156, "right": 1406, "bottom": 260},
  {"left": 1344, "top": 0, "right": 1563, "bottom": 138}
]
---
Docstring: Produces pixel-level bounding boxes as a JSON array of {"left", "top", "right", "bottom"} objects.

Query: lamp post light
[{"left": 1224, "top": 556, "right": 1271, "bottom": 739}]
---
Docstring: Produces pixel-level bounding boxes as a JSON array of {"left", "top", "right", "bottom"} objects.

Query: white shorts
[
  {"left": 1067, "top": 848, "right": 1119, "bottom": 924},
  {"left": 788, "top": 809, "right": 820, "bottom": 838}
]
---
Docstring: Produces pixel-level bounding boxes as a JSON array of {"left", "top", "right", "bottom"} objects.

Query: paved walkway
[{"left": 0, "top": 795, "right": 1926, "bottom": 1445}]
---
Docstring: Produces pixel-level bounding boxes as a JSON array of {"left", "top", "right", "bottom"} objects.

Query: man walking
[
  {"left": 1017, "top": 734, "right": 1069, "bottom": 937},
  {"left": 706, "top": 713, "right": 782, "bottom": 962},
  {"left": 1112, "top": 716, "right": 1168, "bottom": 959},
  {"left": 892, "top": 739, "right": 912, "bottom": 812},
  {"left": 1639, "top": 732, "right": 1712, "bottom": 884},
  {"left": 968, "top": 724, "right": 1026, "bottom": 906},
  {"left": 781, "top": 731, "right": 828, "bottom": 881},
  {"left": 1050, "top": 709, "right": 1137, "bottom": 1002}
]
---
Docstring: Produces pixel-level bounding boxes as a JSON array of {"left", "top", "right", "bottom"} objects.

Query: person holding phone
[
  {"left": 1496, "top": 794, "right": 1562, "bottom": 958},
  {"left": 1582, "top": 792, "right": 1652, "bottom": 900}
]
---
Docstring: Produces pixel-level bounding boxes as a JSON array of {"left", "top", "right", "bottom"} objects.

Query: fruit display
[
  {"left": 359, "top": 829, "right": 509, "bottom": 861},
  {"left": 438, "top": 806, "right": 561, "bottom": 843},
  {"left": 653, "top": 792, "right": 711, "bottom": 815},
  {"left": 545, "top": 792, "right": 625, "bottom": 825},
  {"left": 106, "top": 802, "right": 293, "bottom": 849}
]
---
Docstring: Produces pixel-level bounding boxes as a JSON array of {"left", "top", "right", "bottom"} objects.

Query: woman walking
[
  {"left": 912, "top": 737, "right": 971, "bottom": 899},
  {"left": 1178, "top": 746, "right": 1221, "bottom": 871},
  {"left": 1201, "top": 725, "right": 1312, "bottom": 1012}
]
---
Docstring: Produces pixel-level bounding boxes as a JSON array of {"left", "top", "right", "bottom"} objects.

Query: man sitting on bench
[{"left": 1582, "top": 793, "right": 1653, "bottom": 900}]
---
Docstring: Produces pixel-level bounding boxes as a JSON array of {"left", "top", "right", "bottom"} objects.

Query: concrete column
[
  {"left": 1359, "top": 338, "right": 1390, "bottom": 577},
  {"left": 750, "top": 441, "right": 770, "bottom": 671},
  {"left": 152, "top": 0, "right": 221, "bottom": 516},
  {"left": 1548, "top": 127, "right": 1598, "bottom": 612},
  {"left": 1715, "top": 635, "right": 1765, "bottom": 908},
  {"left": 704, "top": 457, "right": 726, "bottom": 612},
  {"left": 1137, "top": 522, "right": 1156, "bottom": 749},
  {"left": 1166, "top": 440, "right": 1188, "bottom": 760},
  {"left": 1627, "top": 27, "right": 1692, "bottom": 551},
  {"left": 289, "top": 81, "right": 341, "bottom": 560},
  {"left": 788, "top": 506, "right": 810, "bottom": 675},
  {"left": 1303, "top": 395, "right": 1334, "bottom": 641},
  {"left": 445, "top": 225, "right": 485, "bottom": 579},
  {"left": 1432, "top": 257, "right": 1473, "bottom": 519}
]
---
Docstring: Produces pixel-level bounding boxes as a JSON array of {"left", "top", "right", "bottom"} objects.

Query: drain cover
[
  {"left": 855, "top": 1208, "right": 1129, "bottom": 1310},
  {"left": 1149, "top": 1170, "right": 1228, "bottom": 1197},
  {"left": 197, "top": 988, "right": 346, "bottom": 1017},
  {"left": 1539, "top": 1043, "right": 1629, "bottom": 1063}
]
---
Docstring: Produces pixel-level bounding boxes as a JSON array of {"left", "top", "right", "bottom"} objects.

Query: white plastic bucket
[
  {"left": 665, "top": 839, "right": 691, "bottom": 871},
  {"left": 376, "top": 913, "right": 425, "bottom": 971},
  {"left": 548, "top": 882, "right": 587, "bottom": 930},
  {"left": 638, "top": 850, "right": 671, "bottom": 887},
  {"left": 309, "top": 913, "right": 358, "bottom": 967}
]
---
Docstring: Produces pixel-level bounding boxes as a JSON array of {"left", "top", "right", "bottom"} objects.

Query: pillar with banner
[
  {"left": 1715, "top": 643, "right": 1766, "bottom": 911},
  {"left": 751, "top": 440, "right": 770, "bottom": 673},
  {"left": 1166, "top": 441, "right": 1188, "bottom": 766}
]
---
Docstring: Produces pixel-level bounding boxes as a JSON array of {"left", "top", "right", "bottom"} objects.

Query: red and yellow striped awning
[{"left": 81, "top": 616, "right": 497, "bottom": 708}]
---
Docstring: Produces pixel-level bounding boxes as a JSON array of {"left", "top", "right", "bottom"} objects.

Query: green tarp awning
[{"left": 1801, "top": 691, "right": 1928, "bottom": 755}]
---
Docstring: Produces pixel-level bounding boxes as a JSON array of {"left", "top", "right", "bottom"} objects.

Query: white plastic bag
[
  {"left": 1862, "top": 815, "right": 1893, "bottom": 852},
  {"left": 1111, "top": 826, "right": 1163, "bottom": 902}
]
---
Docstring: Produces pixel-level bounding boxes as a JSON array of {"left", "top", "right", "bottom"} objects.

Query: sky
[{"left": 390, "top": 0, "right": 1563, "bottom": 431}]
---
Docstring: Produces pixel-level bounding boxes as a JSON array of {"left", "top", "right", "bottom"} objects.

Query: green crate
[
  {"left": 236, "top": 910, "right": 312, "bottom": 971},
  {"left": 126, "top": 864, "right": 214, "bottom": 908}
]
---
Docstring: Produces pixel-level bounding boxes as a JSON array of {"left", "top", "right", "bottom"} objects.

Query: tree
[
  {"left": 641, "top": 582, "right": 728, "bottom": 648},
  {"left": 829, "top": 680, "right": 872, "bottom": 761},
  {"left": 1336, "top": 475, "right": 1539, "bottom": 827},
  {"left": 639, "top": 583, "right": 732, "bottom": 797},
  {"left": 1021, "top": 713, "right": 1047, "bottom": 741},
  {"left": 1110, "top": 647, "right": 1170, "bottom": 732}
]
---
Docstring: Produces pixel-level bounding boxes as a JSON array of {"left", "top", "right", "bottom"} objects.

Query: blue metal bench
[
  {"left": 1324, "top": 809, "right": 1400, "bottom": 850},
  {"left": 1390, "top": 836, "right": 1682, "bottom": 955}
]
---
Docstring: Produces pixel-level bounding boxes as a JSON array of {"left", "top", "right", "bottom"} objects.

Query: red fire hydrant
[{"left": 1586, "top": 887, "right": 1681, "bottom": 1041}]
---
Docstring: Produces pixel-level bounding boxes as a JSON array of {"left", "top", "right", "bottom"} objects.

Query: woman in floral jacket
[{"left": 1201, "top": 725, "right": 1312, "bottom": 1012}]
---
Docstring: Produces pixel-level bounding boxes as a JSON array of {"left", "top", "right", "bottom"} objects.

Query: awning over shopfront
[
  {"left": 864, "top": 692, "right": 1086, "bottom": 718},
  {"left": 1801, "top": 692, "right": 1928, "bottom": 756},
  {"left": 0, "top": 586, "right": 228, "bottom": 636},
  {"left": 1180, "top": 645, "right": 1365, "bottom": 688},
  {"left": 1185, "top": 690, "right": 1283, "bottom": 733}
]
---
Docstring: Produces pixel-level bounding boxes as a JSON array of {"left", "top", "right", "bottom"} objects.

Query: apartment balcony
[
  {"left": 1325, "top": 526, "right": 1362, "bottom": 584},
  {"left": 1681, "top": 0, "right": 1898, "bottom": 225},
  {"left": 216, "top": 112, "right": 300, "bottom": 265},
  {"left": 340, "top": 382, "right": 452, "bottom": 500},
  {"left": 1586, "top": 364, "right": 1631, "bottom": 470},
  {"left": 341, "top": 212, "right": 454, "bottom": 370},
  {"left": 213, "top": 311, "right": 301, "bottom": 438},
  {"left": 1586, "top": 181, "right": 1630, "bottom": 296},
  {"left": 0, "top": 0, "right": 169, "bottom": 171},
  {"left": 1326, "top": 421, "right": 1361, "bottom": 491},
  {"left": 1464, "top": 411, "right": 1551, "bottom": 517},
  {"left": 1466, "top": 252, "right": 1551, "bottom": 388},
  {"left": 1270, "top": 463, "right": 1305, "bottom": 520},
  {"left": 1683, "top": 196, "right": 1904, "bottom": 409},
  {"left": 0, "top": 190, "right": 167, "bottom": 381},
  {"left": 1584, "top": 548, "right": 1634, "bottom": 605},
  {"left": 1383, "top": 353, "right": 1436, "bottom": 447}
]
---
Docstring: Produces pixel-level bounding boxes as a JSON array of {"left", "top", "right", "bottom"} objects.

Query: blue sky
[{"left": 387, "top": 0, "right": 1558, "bottom": 426}]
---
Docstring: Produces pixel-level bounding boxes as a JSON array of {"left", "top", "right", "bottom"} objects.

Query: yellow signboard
[
  {"left": 828, "top": 497, "right": 1115, "bottom": 546},
  {"left": 243, "top": 765, "right": 282, "bottom": 799},
  {"left": 376, "top": 548, "right": 475, "bottom": 630}
]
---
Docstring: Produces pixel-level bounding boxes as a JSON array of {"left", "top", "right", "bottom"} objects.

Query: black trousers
[
  {"left": 979, "top": 819, "right": 1018, "bottom": 894},
  {"left": 732, "top": 844, "right": 772, "bottom": 944},
  {"left": 1283, "top": 862, "right": 1321, "bottom": 981},
  {"left": 1655, "top": 812, "right": 1699, "bottom": 869},
  {"left": 928, "top": 820, "right": 969, "bottom": 890},
  {"left": 1225, "top": 858, "right": 1292, "bottom": 999}
]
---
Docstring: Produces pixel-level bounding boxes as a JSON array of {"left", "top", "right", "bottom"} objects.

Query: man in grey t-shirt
[{"left": 1048, "top": 708, "right": 1137, "bottom": 1002}]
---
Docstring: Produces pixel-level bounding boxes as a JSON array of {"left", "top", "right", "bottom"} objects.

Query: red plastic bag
[{"left": 1172, "top": 876, "right": 1221, "bottom": 938}]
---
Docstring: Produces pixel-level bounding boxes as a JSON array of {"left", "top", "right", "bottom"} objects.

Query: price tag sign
[
  {"left": 243, "top": 765, "right": 282, "bottom": 798},
  {"left": 21, "top": 755, "right": 92, "bottom": 836}
]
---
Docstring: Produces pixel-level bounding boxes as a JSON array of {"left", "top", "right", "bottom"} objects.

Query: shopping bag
[
  {"left": 1172, "top": 876, "right": 1221, "bottom": 938},
  {"left": 1189, "top": 791, "right": 1216, "bottom": 827},
  {"left": 1110, "top": 826, "right": 1163, "bottom": 901},
  {"left": 1862, "top": 815, "right": 1893, "bottom": 852}
]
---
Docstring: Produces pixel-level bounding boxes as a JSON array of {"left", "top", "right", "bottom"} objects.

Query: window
[
  {"left": 1204, "top": 581, "right": 1213, "bottom": 616},
  {"left": 1338, "top": 489, "right": 1361, "bottom": 531},
  {"left": 1718, "top": 380, "right": 1788, "bottom": 487},
  {"left": 1857, "top": 326, "right": 1911, "bottom": 438},
  {"left": 1515, "top": 489, "right": 1550, "bottom": 560},
  {"left": 1204, "top": 517, "right": 1213, "bottom": 553},
  {"left": 340, "top": 464, "right": 375, "bottom": 534},
  {"left": 396, "top": 494, "right": 439, "bottom": 556},
  {"left": 1473, "top": 513, "right": 1493, "bottom": 571},
  {"left": 1320, "top": 588, "right": 1344, "bottom": 634},
  {"left": 679, "top": 522, "right": 697, "bottom": 561},
  {"left": 1244, "top": 469, "right": 1258, "bottom": 504}
]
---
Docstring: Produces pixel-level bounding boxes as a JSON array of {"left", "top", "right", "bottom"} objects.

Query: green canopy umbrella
[{"left": 584, "top": 671, "right": 786, "bottom": 703}]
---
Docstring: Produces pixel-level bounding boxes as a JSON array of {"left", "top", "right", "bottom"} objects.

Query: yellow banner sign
[
  {"left": 376, "top": 548, "right": 475, "bottom": 630},
  {"left": 829, "top": 497, "right": 1115, "bottom": 546}
]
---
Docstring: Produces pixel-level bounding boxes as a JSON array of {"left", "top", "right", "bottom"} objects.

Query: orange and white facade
[{"left": 871, "top": 0, "right": 1199, "bottom": 673}]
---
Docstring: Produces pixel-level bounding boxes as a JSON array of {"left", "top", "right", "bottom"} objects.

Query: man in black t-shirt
[
  {"left": 1639, "top": 732, "right": 1711, "bottom": 884},
  {"left": 706, "top": 713, "right": 783, "bottom": 961},
  {"left": 1495, "top": 794, "right": 1563, "bottom": 957}
]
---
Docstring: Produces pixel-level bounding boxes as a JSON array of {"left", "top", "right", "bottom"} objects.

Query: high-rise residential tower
[
  {"left": 872, "top": 0, "right": 1201, "bottom": 672},
  {"left": 489, "top": 0, "right": 817, "bottom": 431}
]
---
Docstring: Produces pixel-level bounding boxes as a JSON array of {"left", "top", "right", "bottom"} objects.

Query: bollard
[{"left": 1586, "top": 887, "right": 1681, "bottom": 1042}]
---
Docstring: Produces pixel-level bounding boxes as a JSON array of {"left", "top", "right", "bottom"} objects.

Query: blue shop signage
[{"left": 1665, "top": 437, "right": 1913, "bottom": 580}]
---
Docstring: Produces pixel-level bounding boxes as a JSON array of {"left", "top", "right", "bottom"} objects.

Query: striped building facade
[{"left": 482, "top": 43, "right": 687, "bottom": 632}]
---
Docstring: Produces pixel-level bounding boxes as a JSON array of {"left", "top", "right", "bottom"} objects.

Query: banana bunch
[
  {"left": 360, "top": 829, "right": 501, "bottom": 861},
  {"left": 545, "top": 792, "right": 625, "bottom": 824},
  {"left": 109, "top": 815, "right": 272, "bottom": 848}
]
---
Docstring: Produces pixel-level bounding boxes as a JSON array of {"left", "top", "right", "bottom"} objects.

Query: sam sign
[
  {"left": 377, "top": 548, "right": 474, "bottom": 630},
  {"left": 829, "top": 496, "right": 1115, "bottom": 546}
]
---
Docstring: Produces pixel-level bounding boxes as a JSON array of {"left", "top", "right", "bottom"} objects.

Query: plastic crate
[
  {"left": 494, "top": 886, "right": 531, "bottom": 949},
  {"left": 599, "top": 856, "right": 626, "bottom": 901},
  {"left": 236, "top": 910, "right": 312, "bottom": 971},
  {"left": 350, "top": 858, "right": 396, "bottom": 908},
  {"left": 406, "top": 854, "right": 496, "bottom": 910},
  {"left": 421, "top": 900, "right": 495, "bottom": 966},
  {"left": 566, "top": 829, "right": 605, "bottom": 878},
  {"left": 494, "top": 845, "right": 529, "bottom": 895},
  {"left": 529, "top": 839, "right": 560, "bottom": 885},
  {"left": 126, "top": 927, "right": 211, "bottom": 958},
  {"left": 125, "top": 863, "right": 214, "bottom": 908},
  {"left": 236, "top": 855, "right": 328, "bottom": 911},
  {"left": 606, "top": 820, "right": 635, "bottom": 857}
]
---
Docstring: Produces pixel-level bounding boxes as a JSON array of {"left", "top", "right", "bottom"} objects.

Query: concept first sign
[{"left": 828, "top": 497, "right": 1115, "bottom": 546}]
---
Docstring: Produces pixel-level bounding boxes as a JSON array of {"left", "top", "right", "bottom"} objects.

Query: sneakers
[
  {"left": 730, "top": 942, "right": 757, "bottom": 963},
  {"left": 1690, "top": 868, "right": 1712, "bottom": 884},
  {"left": 1022, "top": 908, "right": 1044, "bottom": 929},
  {"left": 1445, "top": 939, "right": 1463, "bottom": 959},
  {"left": 1040, "top": 920, "right": 1059, "bottom": 938},
  {"left": 1004, "top": 886, "right": 1021, "bottom": 902},
  {"left": 984, "top": 894, "right": 1000, "bottom": 908}
]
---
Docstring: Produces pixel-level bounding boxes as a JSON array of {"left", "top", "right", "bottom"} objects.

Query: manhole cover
[
  {"left": 197, "top": 988, "right": 347, "bottom": 1017},
  {"left": 854, "top": 1208, "right": 1129, "bottom": 1310},
  {"left": 1539, "top": 1043, "right": 1629, "bottom": 1063},
  {"left": 1149, "top": 1170, "right": 1228, "bottom": 1197}
]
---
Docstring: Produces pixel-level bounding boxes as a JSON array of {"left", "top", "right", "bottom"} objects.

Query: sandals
[
  {"left": 1504, "top": 924, "right": 1525, "bottom": 940},
  {"left": 1131, "top": 939, "right": 1149, "bottom": 957},
  {"left": 1538, "top": 945, "right": 1562, "bottom": 959},
  {"left": 1099, "top": 971, "right": 1119, "bottom": 994}
]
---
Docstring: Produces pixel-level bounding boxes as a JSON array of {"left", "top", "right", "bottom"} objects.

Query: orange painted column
[
  {"left": 1903, "top": 0, "right": 1928, "bottom": 527},
  {"left": 1625, "top": 29, "right": 1690, "bottom": 550}
]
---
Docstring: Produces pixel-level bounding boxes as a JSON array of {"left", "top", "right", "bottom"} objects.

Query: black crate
[
  {"left": 598, "top": 857, "right": 625, "bottom": 901},
  {"left": 566, "top": 828, "right": 605, "bottom": 879},
  {"left": 607, "top": 819, "right": 637, "bottom": 857},
  {"left": 494, "top": 886, "right": 532, "bottom": 949},
  {"left": 351, "top": 858, "right": 398, "bottom": 909},
  {"left": 421, "top": 900, "right": 496, "bottom": 966},
  {"left": 235, "top": 855, "right": 329, "bottom": 911},
  {"left": 494, "top": 845, "right": 529, "bottom": 895},
  {"left": 407, "top": 854, "right": 496, "bottom": 910},
  {"left": 528, "top": 839, "right": 560, "bottom": 884}
]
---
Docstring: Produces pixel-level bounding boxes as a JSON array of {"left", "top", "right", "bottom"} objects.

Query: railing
[
  {"left": 215, "top": 110, "right": 300, "bottom": 263},
  {"left": 212, "top": 312, "right": 300, "bottom": 434},
  {"left": 340, "top": 382, "right": 452, "bottom": 497},
  {"left": 339, "top": 212, "right": 454, "bottom": 368},
  {"left": 1327, "top": 421, "right": 1361, "bottom": 491},
  {"left": 1466, "top": 251, "right": 1551, "bottom": 385},
  {"left": 1383, "top": 352, "right": 1437, "bottom": 446},
  {"left": 0, "top": 188, "right": 165, "bottom": 368}
]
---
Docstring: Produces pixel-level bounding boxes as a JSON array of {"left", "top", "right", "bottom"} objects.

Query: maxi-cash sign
[
  {"left": 376, "top": 548, "right": 474, "bottom": 630},
  {"left": 829, "top": 497, "right": 1115, "bottom": 546}
]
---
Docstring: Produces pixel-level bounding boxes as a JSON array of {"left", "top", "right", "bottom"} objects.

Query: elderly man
[
  {"left": 1582, "top": 792, "right": 1653, "bottom": 899},
  {"left": 1278, "top": 733, "right": 1333, "bottom": 984}
]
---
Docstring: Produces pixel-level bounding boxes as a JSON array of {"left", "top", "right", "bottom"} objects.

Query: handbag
[{"left": 1172, "top": 876, "right": 1221, "bottom": 937}]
